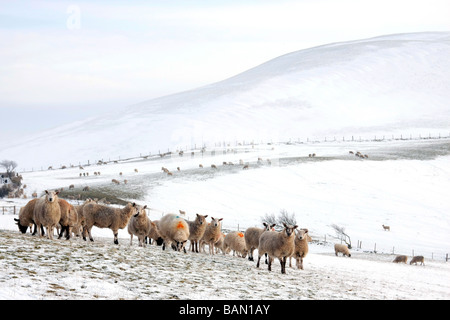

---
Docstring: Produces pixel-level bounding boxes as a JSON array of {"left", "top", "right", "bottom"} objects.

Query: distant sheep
[
  {"left": 199, "top": 164, "right": 203, "bottom": 168},
  {"left": 83, "top": 202, "right": 138, "bottom": 244},
  {"left": 410, "top": 256, "right": 425, "bottom": 266},
  {"left": 334, "top": 243, "right": 351, "bottom": 257},
  {"left": 200, "top": 217, "right": 223, "bottom": 255},
  {"left": 187, "top": 213, "right": 208, "bottom": 253},
  {"left": 158, "top": 213, "right": 190, "bottom": 252},
  {"left": 112, "top": 179, "right": 120, "bottom": 185},
  {"left": 134, "top": 168, "right": 138, "bottom": 173},
  {"left": 257, "top": 223, "right": 298, "bottom": 274},
  {"left": 33, "top": 190, "right": 62, "bottom": 240},
  {"left": 223, "top": 231, "right": 248, "bottom": 258},
  {"left": 14, "top": 198, "right": 40, "bottom": 235},
  {"left": 289, "top": 228, "right": 310, "bottom": 269},
  {"left": 244, "top": 223, "right": 276, "bottom": 261},
  {"left": 211, "top": 164, "right": 217, "bottom": 169},
  {"left": 127, "top": 205, "right": 151, "bottom": 247},
  {"left": 382, "top": 224, "right": 390, "bottom": 231},
  {"left": 393, "top": 255, "right": 408, "bottom": 263}
]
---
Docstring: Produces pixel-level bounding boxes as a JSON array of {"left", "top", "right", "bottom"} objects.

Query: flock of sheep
[
  {"left": 14, "top": 190, "right": 357, "bottom": 274},
  {"left": 14, "top": 187, "right": 425, "bottom": 274}
]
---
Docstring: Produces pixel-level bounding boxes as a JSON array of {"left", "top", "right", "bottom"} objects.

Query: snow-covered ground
[{"left": 1, "top": 137, "right": 449, "bottom": 300}]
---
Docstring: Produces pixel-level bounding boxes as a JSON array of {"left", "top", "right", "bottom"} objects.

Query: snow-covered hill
[{"left": 2, "top": 32, "right": 450, "bottom": 171}]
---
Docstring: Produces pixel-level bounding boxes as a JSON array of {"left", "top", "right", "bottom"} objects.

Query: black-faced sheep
[
  {"left": 289, "top": 228, "right": 310, "bottom": 269},
  {"left": 393, "top": 255, "right": 408, "bottom": 263},
  {"left": 410, "top": 256, "right": 425, "bottom": 266},
  {"left": 244, "top": 223, "right": 276, "bottom": 261},
  {"left": 223, "top": 231, "right": 248, "bottom": 258},
  {"left": 334, "top": 243, "right": 351, "bottom": 257},
  {"left": 257, "top": 223, "right": 298, "bottom": 274},
  {"left": 82, "top": 202, "right": 138, "bottom": 244},
  {"left": 15, "top": 198, "right": 40, "bottom": 235},
  {"left": 187, "top": 213, "right": 208, "bottom": 253},
  {"left": 158, "top": 213, "right": 190, "bottom": 252},
  {"left": 127, "top": 205, "right": 151, "bottom": 247},
  {"left": 200, "top": 217, "right": 223, "bottom": 255},
  {"left": 33, "top": 190, "right": 62, "bottom": 240}
]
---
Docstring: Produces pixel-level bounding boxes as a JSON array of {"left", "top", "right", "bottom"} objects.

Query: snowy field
[{"left": 1, "top": 137, "right": 449, "bottom": 300}]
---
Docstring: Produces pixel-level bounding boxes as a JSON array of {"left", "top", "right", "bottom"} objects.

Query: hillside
[{"left": 2, "top": 32, "right": 450, "bottom": 171}]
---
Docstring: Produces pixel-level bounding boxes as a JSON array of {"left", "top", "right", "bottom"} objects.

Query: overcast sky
[{"left": 1, "top": 0, "right": 449, "bottom": 140}]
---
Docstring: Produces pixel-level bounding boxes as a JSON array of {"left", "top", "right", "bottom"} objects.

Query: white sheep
[
  {"left": 256, "top": 223, "right": 298, "bottom": 274},
  {"left": 289, "top": 228, "right": 310, "bottom": 269},
  {"left": 223, "top": 231, "right": 248, "bottom": 258},
  {"left": 33, "top": 190, "right": 62, "bottom": 240},
  {"left": 158, "top": 213, "right": 190, "bottom": 252},
  {"left": 187, "top": 213, "right": 208, "bottom": 253},
  {"left": 82, "top": 202, "right": 138, "bottom": 244},
  {"left": 127, "top": 205, "right": 151, "bottom": 247},
  {"left": 199, "top": 217, "right": 223, "bottom": 255},
  {"left": 244, "top": 223, "right": 276, "bottom": 261},
  {"left": 334, "top": 243, "right": 351, "bottom": 257}
]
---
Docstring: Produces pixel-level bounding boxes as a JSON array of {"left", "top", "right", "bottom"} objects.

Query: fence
[
  {"left": 1, "top": 206, "right": 17, "bottom": 215},
  {"left": 17, "top": 132, "right": 450, "bottom": 173}
]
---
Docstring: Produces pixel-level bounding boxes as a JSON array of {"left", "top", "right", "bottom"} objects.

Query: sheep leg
[
  {"left": 130, "top": 234, "right": 133, "bottom": 246},
  {"left": 113, "top": 231, "right": 119, "bottom": 245},
  {"left": 256, "top": 255, "right": 261, "bottom": 268},
  {"left": 268, "top": 256, "right": 272, "bottom": 272},
  {"left": 248, "top": 249, "right": 254, "bottom": 261},
  {"left": 280, "top": 257, "right": 286, "bottom": 274}
]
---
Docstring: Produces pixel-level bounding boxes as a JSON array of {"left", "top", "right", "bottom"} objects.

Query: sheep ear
[
  {"left": 132, "top": 202, "right": 136, "bottom": 207},
  {"left": 271, "top": 223, "right": 276, "bottom": 228},
  {"left": 283, "top": 223, "right": 288, "bottom": 228},
  {"left": 219, "top": 218, "right": 223, "bottom": 221},
  {"left": 55, "top": 191, "right": 60, "bottom": 195},
  {"left": 45, "top": 190, "right": 48, "bottom": 194},
  {"left": 263, "top": 222, "right": 267, "bottom": 227},
  {"left": 304, "top": 228, "right": 308, "bottom": 233},
  {"left": 204, "top": 215, "right": 208, "bottom": 218},
  {"left": 293, "top": 225, "right": 298, "bottom": 229},
  {"left": 143, "top": 205, "right": 147, "bottom": 209}
]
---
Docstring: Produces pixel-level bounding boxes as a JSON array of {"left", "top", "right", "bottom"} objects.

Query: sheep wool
[
  {"left": 33, "top": 190, "right": 62, "bottom": 240},
  {"left": 15, "top": 198, "right": 39, "bottom": 234}
]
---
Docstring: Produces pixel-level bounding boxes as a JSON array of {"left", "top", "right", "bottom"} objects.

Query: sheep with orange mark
[
  {"left": 158, "top": 213, "right": 190, "bottom": 253},
  {"left": 223, "top": 231, "right": 248, "bottom": 258}
]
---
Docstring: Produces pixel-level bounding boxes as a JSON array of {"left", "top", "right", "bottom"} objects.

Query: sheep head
[
  {"left": 296, "top": 228, "right": 308, "bottom": 240},
  {"left": 133, "top": 204, "right": 147, "bottom": 218},
  {"left": 210, "top": 217, "right": 223, "bottom": 228},
  {"left": 195, "top": 213, "right": 208, "bottom": 225},
  {"left": 282, "top": 223, "right": 298, "bottom": 237},
  {"left": 44, "top": 190, "right": 59, "bottom": 203},
  {"left": 14, "top": 218, "right": 29, "bottom": 234}
]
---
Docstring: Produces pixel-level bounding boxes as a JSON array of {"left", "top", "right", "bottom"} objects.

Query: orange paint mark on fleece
[
  {"left": 176, "top": 221, "right": 185, "bottom": 229},
  {"left": 238, "top": 232, "right": 244, "bottom": 238}
]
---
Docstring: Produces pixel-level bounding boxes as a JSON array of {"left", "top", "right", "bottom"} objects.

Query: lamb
[
  {"left": 57, "top": 198, "right": 79, "bottom": 240},
  {"left": 199, "top": 217, "right": 223, "bottom": 255},
  {"left": 244, "top": 223, "right": 276, "bottom": 261},
  {"left": 127, "top": 204, "right": 151, "bottom": 247},
  {"left": 289, "top": 228, "right": 310, "bottom": 269},
  {"left": 393, "top": 255, "right": 408, "bottom": 263},
  {"left": 334, "top": 243, "right": 351, "bottom": 257},
  {"left": 256, "top": 223, "right": 298, "bottom": 274},
  {"left": 14, "top": 198, "right": 41, "bottom": 235},
  {"left": 33, "top": 190, "right": 62, "bottom": 240},
  {"left": 223, "top": 231, "right": 248, "bottom": 258},
  {"left": 187, "top": 213, "right": 208, "bottom": 253},
  {"left": 410, "top": 256, "right": 425, "bottom": 266},
  {"left": 82, "top": 202, "right": 138, "bottom": 244},
  {"left": 158, "top": 213, "right": 190, "bottom": 252}
]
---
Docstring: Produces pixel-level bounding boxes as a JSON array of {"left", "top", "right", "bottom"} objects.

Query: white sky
[{"left": 1, "top": 0, "right": 449, "bottom": 140}]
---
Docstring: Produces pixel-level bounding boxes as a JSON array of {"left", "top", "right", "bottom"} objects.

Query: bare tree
[
  {"left": 0, "top": 160, "right": 18, "bottom": 179},
  {"left": 277, "top": 209, "right": 297, "bottom": 226},
  {"left": 331, "top": 224, "right": 352, "bottom": 249},
  {"left": 260, "top": 212, "right": 277, "bottom": 226}
]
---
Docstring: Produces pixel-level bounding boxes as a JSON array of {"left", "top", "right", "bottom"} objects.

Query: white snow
[{"left": 0, "top": 32, "right": 449, "bottom": 300}]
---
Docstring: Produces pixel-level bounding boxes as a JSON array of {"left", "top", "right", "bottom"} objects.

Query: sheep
[
  {"left": 199, "top": 217, "right": 223, "bottom": 255},
  {"left": 199, "top": 164, "right": 203, "bottom": 168},
  {"left": 57, "top": 198, "right": 79, "bottom": 240},
  {"left": 334, "top": 243, "right": 351, "bottom": 257},
  {"left": 211, "top": 164, "right": 217, "bottom": 169},
  {"left": 147, "top": 220, "right": 163, "bottom": 245},
  {"left": 223, "top": 231, "right": 248, "bottom": 258},
  {"left": 134, "top": 168, "right": 138, "bottom": 173},
  {"left": 382, "top": 224, "right": 390, "bottom": 231},
  {"left": 14, "top": 198, "right": 41, "bottom": 235},
  {"left": 82, "top": 202, "right": 138, "bottom": 245},
  {"left": 187, "top": 213, "right": 208, "bottom": 253},
  {"left": 256, "top": 223, "right": 298, "bottom": 274},
  {"left": 127, "top": 205, "right": 151, "bottom": 247},
  {"left": 112, "top": 179, "right": 120, "bottom": 185},
  {"left": 158, "top": 213, "right": 190, "bottom": 252},
  {"left": 393, "top": 255, "right": 408, "bottom": 263},
  {"left": 82, "top": 186, "right": 89, "bottom": 191},
  {"left": 214, "top": 232, "right": 226, "bottom": 254},
  {"left": 73, "top": 198, "right": 95, "bottom": 237},
  {"left": 410, "top": 256, "right": 425, "bottom": 266},
  {"left": 33, "top": 190, "right": 62, "bottom": 240},
  {"left": 289, "top": 228, "right": 310, "bottom": 269},
  {"left": 244, "top": 223, "right": 276, "bottom": 261}
]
